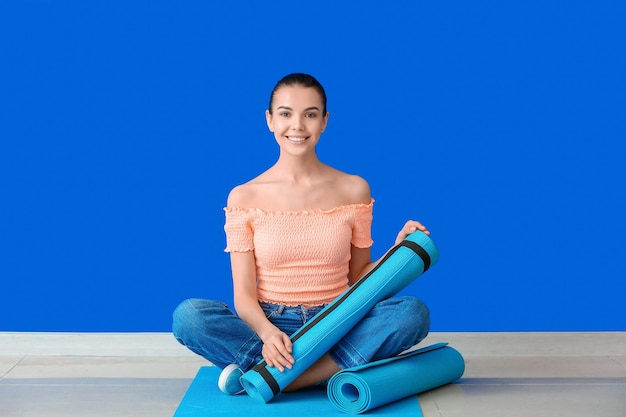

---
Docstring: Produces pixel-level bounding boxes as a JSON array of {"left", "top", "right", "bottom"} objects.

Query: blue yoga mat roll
[
  {"left": 240, "top": 231, "right": 438, "bottom": 403},
  {"left": 327, "top": 343, "right": 465, "bottom": 414}
]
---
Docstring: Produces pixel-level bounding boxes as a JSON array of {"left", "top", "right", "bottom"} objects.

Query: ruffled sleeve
[
  {"left": 224, "top": 207, "right": 255, "bottom": 252},
  {"left": 351, "top": 199, "right": 374, "bottom": 248}
]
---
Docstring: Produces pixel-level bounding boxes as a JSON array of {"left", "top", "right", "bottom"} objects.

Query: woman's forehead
[{"left": 272, "top": 86, "right": 324, "bottom": 108}]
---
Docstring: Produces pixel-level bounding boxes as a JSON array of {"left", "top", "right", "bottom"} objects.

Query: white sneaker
[{"left": 217, "top": 364, "right": 245, "bottom": 395}]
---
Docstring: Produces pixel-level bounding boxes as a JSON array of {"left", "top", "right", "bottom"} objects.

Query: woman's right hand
[{"left": 261, "top": 330, "right": 295, "bottom": 372}]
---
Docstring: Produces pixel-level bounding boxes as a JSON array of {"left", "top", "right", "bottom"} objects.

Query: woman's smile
[{"left": 286, "top": 136, "right": 308, "bottom": 143}]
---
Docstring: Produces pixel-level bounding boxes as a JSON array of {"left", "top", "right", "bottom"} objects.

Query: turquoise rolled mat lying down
[
  {"left": 327, "top": 343, "right": 465, "bottom": 414},
  {"left": 240, "top": 231, "right": 438, "bottom": 403}
]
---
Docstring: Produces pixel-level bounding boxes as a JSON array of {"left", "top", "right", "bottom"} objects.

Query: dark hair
[{"left": 268, "top": 73, "right": 327, "bottom": 116}]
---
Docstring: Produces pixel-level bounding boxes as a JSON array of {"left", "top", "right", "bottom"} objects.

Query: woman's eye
[
  {"left": 279, "top": 112, "right": 290, "bottom": 117},
  {"left": 305, "top": 113, "right": 317, "bottom": 118}
]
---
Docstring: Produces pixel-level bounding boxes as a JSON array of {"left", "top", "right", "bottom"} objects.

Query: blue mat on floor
[{"left": 173, "top": 366, "right": 423, "bottom": 417}]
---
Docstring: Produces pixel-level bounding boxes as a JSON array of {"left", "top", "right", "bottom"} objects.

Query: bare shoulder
[
  {"left": 334, "top": 170, "right": 372, "bottom": 205},
  {"left": 226, "top": 171, "right": 275, "bottom": 208},
  {"left": 226, "top": 184, "right": 248, "bottom": 208},
  {"left": 226, "top": 182, "right": 260, "bottom": 208}
]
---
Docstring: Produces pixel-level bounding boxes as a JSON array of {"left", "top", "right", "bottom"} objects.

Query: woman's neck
[{"left": 273, "top": 151, "right": 327, "bottom": 183}]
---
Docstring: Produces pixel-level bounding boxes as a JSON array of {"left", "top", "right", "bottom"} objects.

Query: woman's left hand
[{"left": 394, "top": 220, "right": 430, "bottom": 245}]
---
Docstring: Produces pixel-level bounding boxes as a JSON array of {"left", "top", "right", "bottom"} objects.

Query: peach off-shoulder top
[{"left": 224, "top": 199, "right": 374, "bottom": 307}]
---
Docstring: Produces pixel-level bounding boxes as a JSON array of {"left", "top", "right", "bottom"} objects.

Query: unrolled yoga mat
[
  {"left": 240, "top": 231, "right": 438, "bottom": 403},
  {"left": 172, "top": 366, "right": 424, "bottom": 417},
  {"left": 327, "top": 343, "right": 465, "bottom": 414}
]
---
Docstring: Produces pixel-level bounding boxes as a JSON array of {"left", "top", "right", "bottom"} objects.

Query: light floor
[{"left": 1, "top": 332, "right": 625, "bottom": 417}]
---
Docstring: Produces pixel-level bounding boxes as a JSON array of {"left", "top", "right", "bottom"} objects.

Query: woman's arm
[
  {"left": 230, "top": 251, "right": 273, "bottom": 339},
  {"left": 347, "top": 246, "right": 372, "bottom": 285},
  {"left": 230, "top": 251, "right": 295, "bottom": 372}
]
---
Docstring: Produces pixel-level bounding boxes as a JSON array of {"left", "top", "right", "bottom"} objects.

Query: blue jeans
[{"left": 172, "top": 296, "right": 429, "bottom": 372}]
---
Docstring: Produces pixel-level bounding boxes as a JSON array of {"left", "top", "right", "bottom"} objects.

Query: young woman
[{"left": 172, "top": 73, "right": 431, "bottom": 395}]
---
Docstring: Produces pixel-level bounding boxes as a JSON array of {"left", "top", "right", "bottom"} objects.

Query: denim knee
[
  {"left": 394, "top": 296, "right": 430, "bottom": 343},
  {"left": 171, "top": 298, "right": 226, "bottom": 344}
]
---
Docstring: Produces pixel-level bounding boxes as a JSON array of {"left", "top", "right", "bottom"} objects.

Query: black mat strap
[
  {"left": 399, "top": 240, "right": 431, "bottom": 272},
  {"left": 252, "top": 364, "right": 281, "bottom": 396}
]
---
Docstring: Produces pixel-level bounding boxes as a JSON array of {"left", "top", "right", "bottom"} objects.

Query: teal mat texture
[
  {"left": 173, "top": 366, "right": 424, "bottom": 417},
  {"left": 327, "top": 343, "right": 465, "bottom": 414}
]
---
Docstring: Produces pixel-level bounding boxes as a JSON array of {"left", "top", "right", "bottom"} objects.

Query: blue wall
[{"left": 1, "top": 1, "right": 624, "bottom": 332}]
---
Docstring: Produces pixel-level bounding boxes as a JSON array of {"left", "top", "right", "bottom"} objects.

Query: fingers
[
  {"left": 405, "top": 220, "right": 430, "bottom": 235},
  {"left": 262, "top": 333, "right": 295, "bottom": 372},
  {"left": 395, "top": 220, "right": 430, "bottom": 245}
]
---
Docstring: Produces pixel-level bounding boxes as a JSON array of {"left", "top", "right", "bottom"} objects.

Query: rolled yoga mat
[
  {"left": 327, "top": 342, "right": 465, "bottom": 414},
  {"left": 240, "top": 231, "right": 438, "bottom": 403}
]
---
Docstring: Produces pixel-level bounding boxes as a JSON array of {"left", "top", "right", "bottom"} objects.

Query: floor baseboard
[{"left": 1, "top": 331, "right": 625, "bottom": 357}]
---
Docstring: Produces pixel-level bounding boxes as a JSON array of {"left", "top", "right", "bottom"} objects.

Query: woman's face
[{"left": 266, "top": 85, "right": 329, "bottom": 154}]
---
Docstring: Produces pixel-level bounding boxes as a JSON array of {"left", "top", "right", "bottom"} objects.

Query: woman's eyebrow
[{"left": 276, "top": 105, "right": 321, "bottom": 112}]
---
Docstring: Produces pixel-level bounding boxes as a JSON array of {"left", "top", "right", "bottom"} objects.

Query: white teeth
[{"left": 288, "top": 137, "right": 306, "bottom": 142}]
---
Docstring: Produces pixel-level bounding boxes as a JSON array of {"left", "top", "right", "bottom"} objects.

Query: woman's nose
[{"left": 292, "top": 116, "right": 305, "bottom": 130}]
